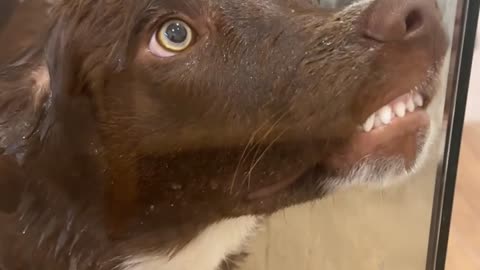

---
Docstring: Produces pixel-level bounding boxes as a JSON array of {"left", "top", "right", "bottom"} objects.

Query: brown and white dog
[{"left": 0, "top": 0, "right": 448, "bottom": 269}]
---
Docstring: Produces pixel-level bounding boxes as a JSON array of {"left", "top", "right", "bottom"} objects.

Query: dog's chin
[
  {"left": 247, "top": 115, "right": 439, "bottom": 202},
  {"left": 329, "top": 129, "right": 433, "bottom": 192}
]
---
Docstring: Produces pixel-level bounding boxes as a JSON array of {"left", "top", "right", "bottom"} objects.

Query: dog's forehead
[
  {"left": 144, "top": 0, "right": 365, "bottom": 12},
  {"left": 56, "top": 0, "right": 334, "bottom": 18},
  {"left": 140, "top": 0, "right": 296, "bottom": 19}
]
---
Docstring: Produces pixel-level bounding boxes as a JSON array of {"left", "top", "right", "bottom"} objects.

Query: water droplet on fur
[
  {"left": 210, "top": 181, "right": 219, "bottom": 190},
  {"left": 170, "top": 183, "right": 183, "bottom": 191}
]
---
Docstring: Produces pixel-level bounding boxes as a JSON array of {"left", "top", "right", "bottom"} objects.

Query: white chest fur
[{"left": 121, "top": 216, "right": 259, "bottom": 270}]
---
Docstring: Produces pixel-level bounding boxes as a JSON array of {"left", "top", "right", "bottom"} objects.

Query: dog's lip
[
  {"left": 358, "top": 80, "right": 433, "bottom": 126},
  {"left": 356, "top": 61, "right": 443, "bottom": 135},
  {"left": 328, "top": 110, "right": 430, "bottom": 169},
  {"left": 247, "top": 110, "right": 431, "bottom": 200}
]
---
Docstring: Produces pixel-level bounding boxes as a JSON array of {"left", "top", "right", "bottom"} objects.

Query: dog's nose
[{"left": 363, "top": 0, "right": 442, "bottom": 42}]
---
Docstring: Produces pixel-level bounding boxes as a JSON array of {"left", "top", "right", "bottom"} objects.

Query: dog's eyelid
[{"left": 149, "top": 10, "right": 196, "bottom": 31}]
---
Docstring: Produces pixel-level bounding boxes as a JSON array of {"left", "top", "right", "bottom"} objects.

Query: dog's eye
[{"left": 149, "top": 19, "right": 194, "bottom": 57}]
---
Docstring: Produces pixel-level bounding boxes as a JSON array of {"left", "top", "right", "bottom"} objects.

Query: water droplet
[
  {"left": 210, "top": 181, "right": 219, "bottom": 190},
  {"left": 170, "top": 183, "right": 183, "bottom": 191}
]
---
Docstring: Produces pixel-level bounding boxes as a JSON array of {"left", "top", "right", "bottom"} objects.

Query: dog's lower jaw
[
  {"left": 374, "top": 73, "right": 446, "bottom": 188},
  {"left": 120, "top": 216, "right": 259, "bottom": 270},
  {"left": 370, "top": 101, "right": 442, "bottom": 188},
  {"left": 333, "top": 75, "right": 446, "bottom": 193}
]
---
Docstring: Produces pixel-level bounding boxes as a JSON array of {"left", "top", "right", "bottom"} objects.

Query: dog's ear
[
  {"left": 44, "top": 1, "right": 142, "bottom": 95},
  {"left": 44, "top": 14, "right": 84, "bottom": 101},
  {"left": 40, "top": 7, "right": 131, "bottom": 238}
]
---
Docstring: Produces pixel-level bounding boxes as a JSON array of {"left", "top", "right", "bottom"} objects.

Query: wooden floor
[{"left": 445, "top": 124, "right": 480, "bottom": 270}]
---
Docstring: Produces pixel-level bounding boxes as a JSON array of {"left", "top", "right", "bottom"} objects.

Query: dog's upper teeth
[
  {"left": 363, "top": 114, "right": 375, "bottom": 132},
  {"left": 413, "top": 92, "right": 424, "bottom": 107},
  {"left": 406, "top": 96, "right": 416, "bottom": 112},
  {"left": 374, "top": 115, "right": 383, "bottom": 129},
  {"left": 393, "top": 102, "right": 406, "bottom": 117},
  {"left": 361, "top": 90, "right": 425, "bottom": 133},
  {"left": 378, "top": 106, "right": 392, "bottom": 124}
]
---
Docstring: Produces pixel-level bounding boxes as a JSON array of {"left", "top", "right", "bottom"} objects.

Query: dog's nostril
[
  {"left": 363, "top": 0, "right": 440, "bottom": 43},
  {"left": 405, "top": 9, "right": 424, "bottom": 35}
]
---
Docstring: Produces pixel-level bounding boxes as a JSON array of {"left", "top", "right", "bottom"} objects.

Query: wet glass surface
[{"left": 0, "top": 1, "right": 475, "bottom": 270}]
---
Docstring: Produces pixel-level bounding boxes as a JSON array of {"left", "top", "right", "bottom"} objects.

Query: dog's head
[{"left": 4, "top": 0, "right": 448, "bottom": 255}]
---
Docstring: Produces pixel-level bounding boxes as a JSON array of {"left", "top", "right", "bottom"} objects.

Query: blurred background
[{"left": 445, "top": 15, "right": 480, "bottom": 270}]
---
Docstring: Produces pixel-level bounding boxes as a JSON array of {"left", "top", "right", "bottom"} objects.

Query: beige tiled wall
[
  {"left": 465, "top": 18, "right": 480, "bottom": 123},
  {"left": 241, "top": 163, "right": 438, "bottom": 270}
]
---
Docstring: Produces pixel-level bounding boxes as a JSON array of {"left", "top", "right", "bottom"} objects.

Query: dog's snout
[{"left": 363, "top": 0, "right": 442, "bottom": 43}]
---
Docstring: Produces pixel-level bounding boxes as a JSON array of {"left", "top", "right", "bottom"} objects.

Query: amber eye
[{"left": 149, "top": 19, "right": 194, "bottom": 57}]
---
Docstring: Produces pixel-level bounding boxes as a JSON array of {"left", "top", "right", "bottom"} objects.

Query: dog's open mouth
[
  {"left": 360, "top": 90, "right": 427, "bottom": 133},
  {"left": 329, "top": 88, "right": 432, "bottom": 169},
  {"left": 248, "top": 79, "right": 436, "bottom": 200}
]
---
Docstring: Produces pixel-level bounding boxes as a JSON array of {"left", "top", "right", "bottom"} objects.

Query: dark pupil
[{"left": 164, "top": 22, "right": 188, "bottom": 43}]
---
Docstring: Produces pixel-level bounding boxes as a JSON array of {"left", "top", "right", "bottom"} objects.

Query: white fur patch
[{"left": 120, "top": 216, "right": 258, "bottom": 270}]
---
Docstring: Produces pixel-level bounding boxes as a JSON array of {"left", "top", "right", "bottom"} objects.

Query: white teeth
[
  {"left": 361, "top": 91, "right": 424, "bottom": 133},
  {"left": 378, "top": 106, "right": 393, "bottom": 124},
  {"left": 413, "top": 93, "right": 424, "bottom": 107},
  {"left": 406, "top": 96, "right": 415, "bottom": 112},
  {"left": 393, "top": 102, "right": 406, "bottom": 118},
  {"left": 362, "top": 114, "right": 375, "bottom": 132},
  {"left": 374, "top": 115, "right": 383, "bottom": 128}
]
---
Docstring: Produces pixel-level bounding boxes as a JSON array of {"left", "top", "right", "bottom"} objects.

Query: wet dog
[{"left": 0, "top": 0, "right": 448, "bottom": 269}]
